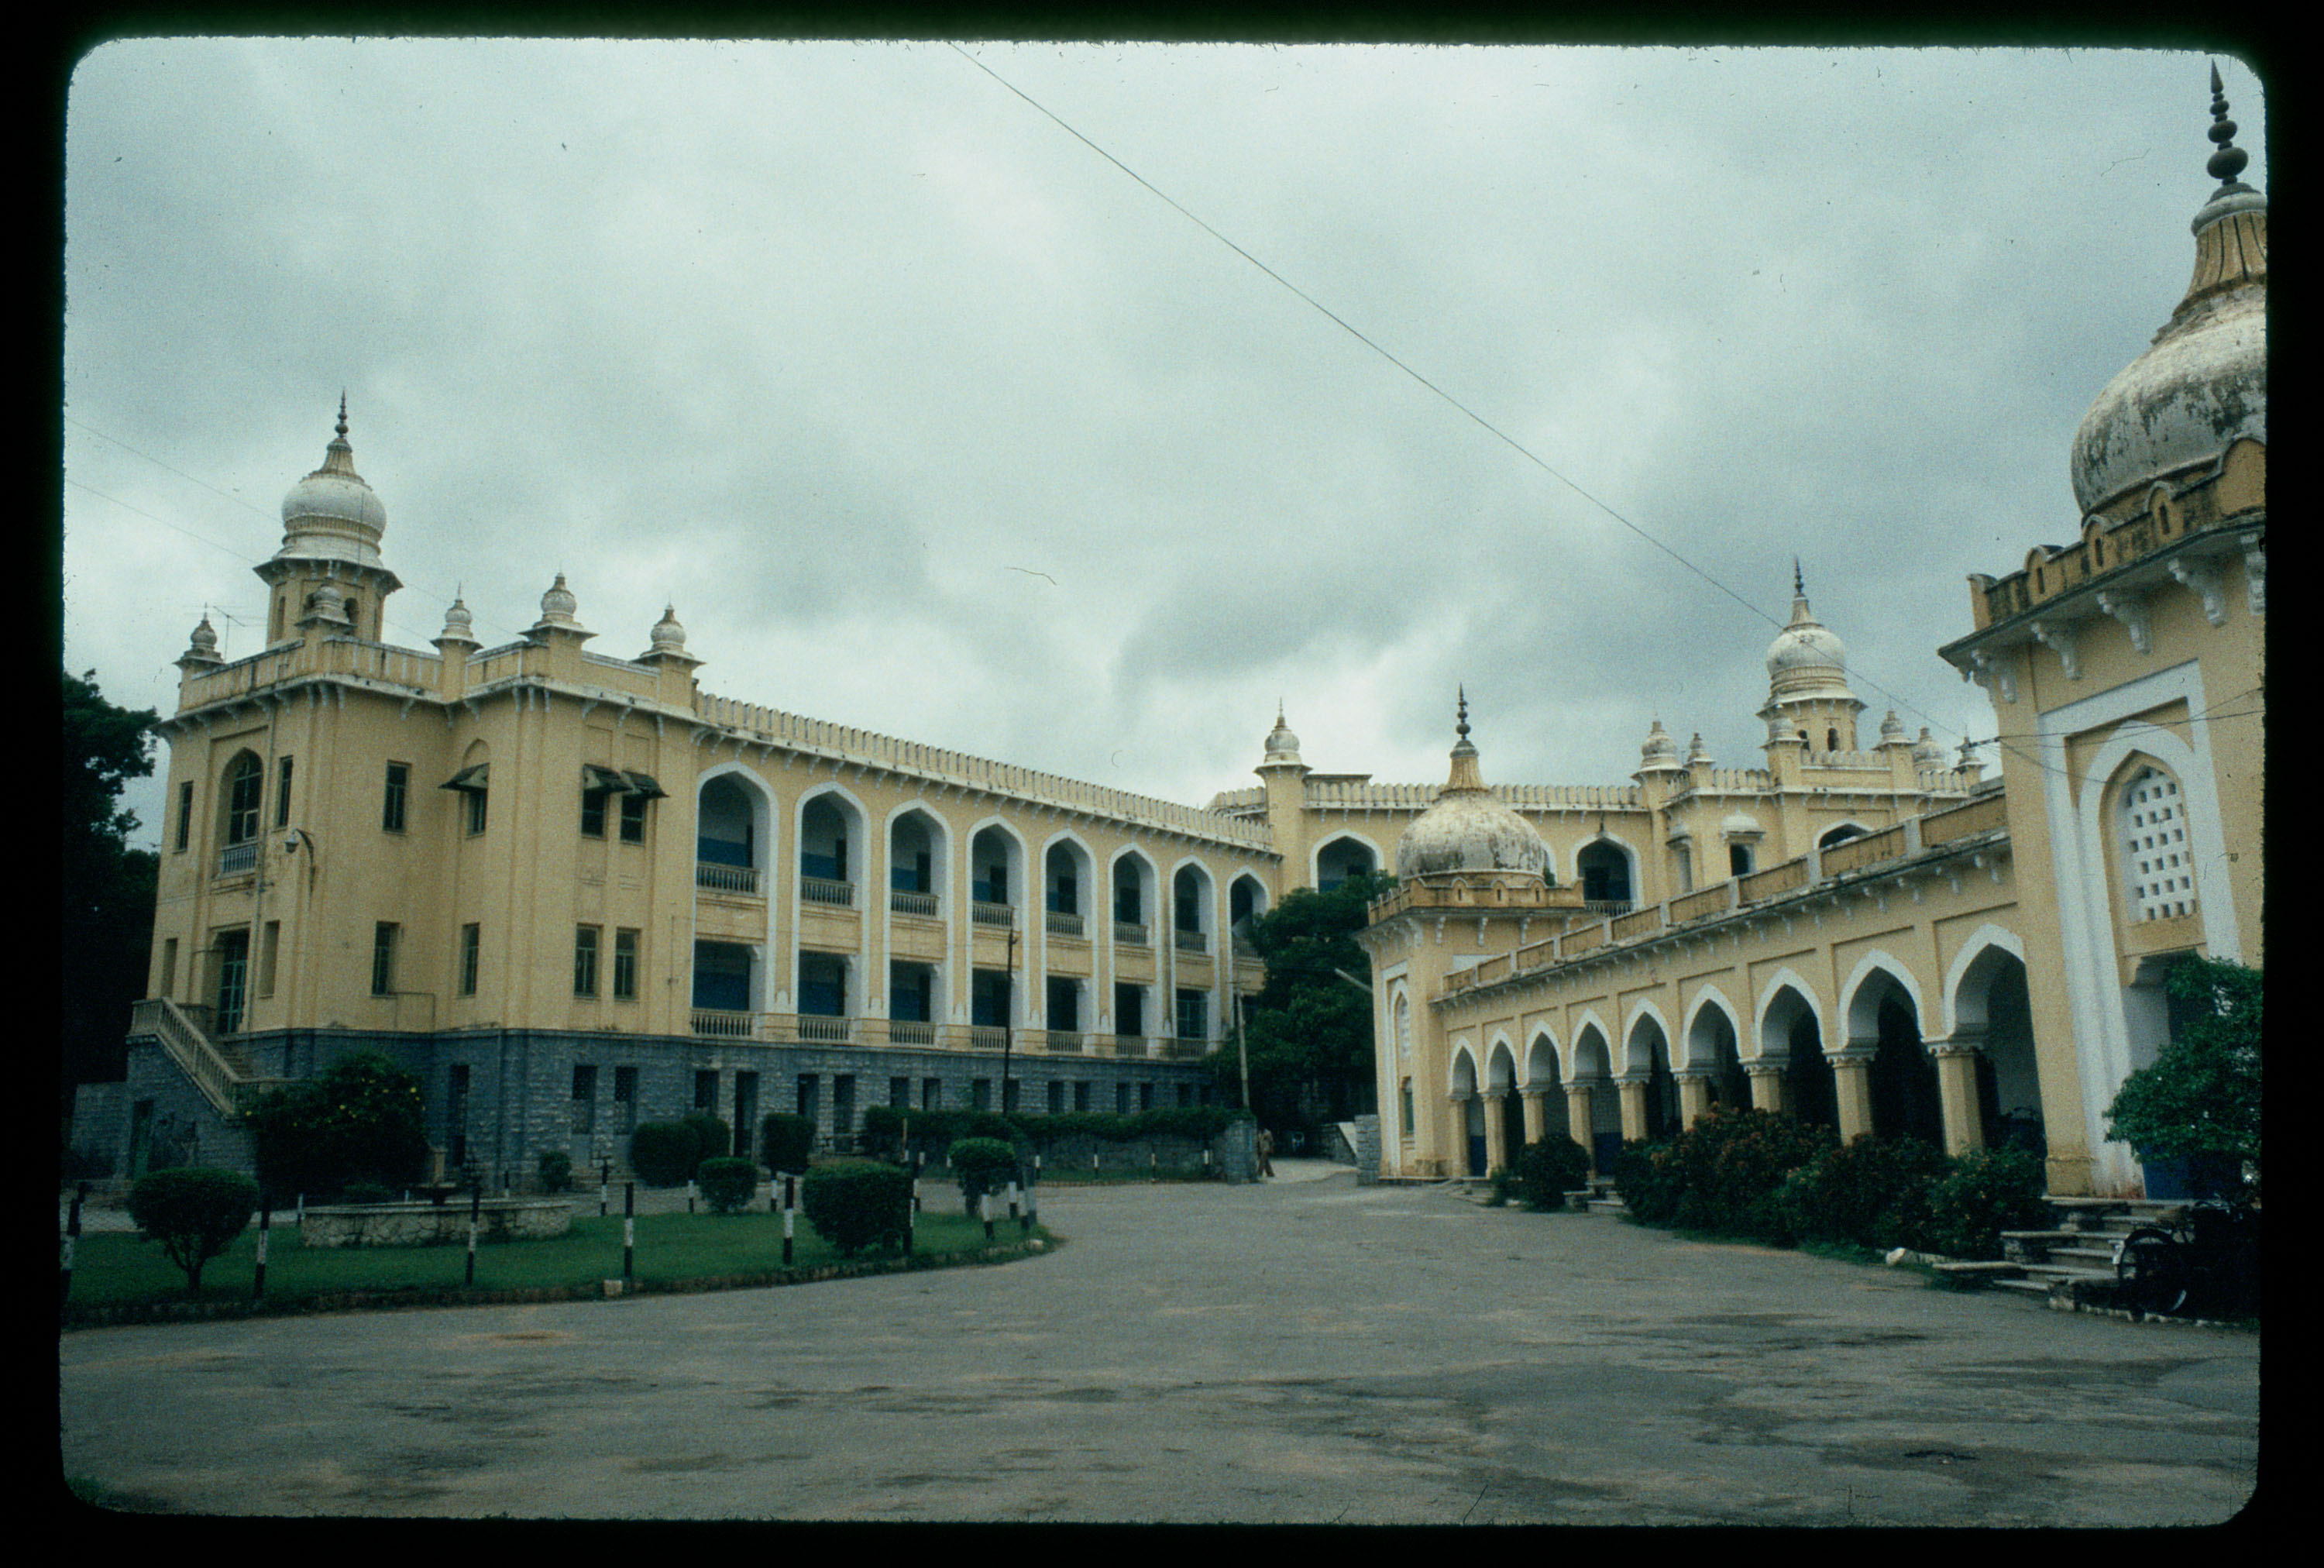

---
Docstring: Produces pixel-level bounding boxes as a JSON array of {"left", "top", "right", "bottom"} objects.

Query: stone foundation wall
[{"left": 299, "top": 1198, "right": 574, "bottom": 1248}]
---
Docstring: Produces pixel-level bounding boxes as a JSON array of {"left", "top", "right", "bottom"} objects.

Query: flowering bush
[
  {"left": 1780, "top": 1135, "right": 1949, "bottom": 1251},
  {"left": 1918, "top": 1147, "right": 2051, "bottom": 1260},
  {"left": 1614, "top": 1108, "right": 1834, "bottom": 1242},
  {"left": 243, "top": 1051, "right": 428, "bottom": 1201}
]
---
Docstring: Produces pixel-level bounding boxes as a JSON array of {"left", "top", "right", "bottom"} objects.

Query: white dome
[
  {"left": 1765, "top": 581, "right": 1852, "bottom": 703},
  {"left": 1394, "top": 702, "right": 1549, "bottom": 884},
  {"left": 278, "top": 402, "right": 387, "bottom": 569},
  {"left": 1262, "top": 706, "right": 1301, "bottom": 765},
  {"left": 1638, "top": 720, "right": 1682, "bottom": 769},
  {"left": 650, "top": 604, "right": 687, "bottom": 652},
  {"left": 2071, "top": 83, "right": 2267, "bottom": 517}
]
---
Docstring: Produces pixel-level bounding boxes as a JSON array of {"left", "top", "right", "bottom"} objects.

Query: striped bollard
[
  {"left": 253, "top": 1196, "right": 270, "bottom": 1300},
  {"left": 782, "top": 1174, "right": 796, "bottom": 1266},
  {"left": 982, "top": 1191, "right": 994, "bottom": 1243},
  {"left": 465, "top": 1182, "right": 481, "bottom": 1287},
  {"left": 623, "top": 1182, "right": 635, "bottom": 1281},
  {"left": 61, "top": 1182, "right": 89, "bottom": 1315},
  {"left": 686, "top": 1178, "right": 697, "bottom": 1216}
]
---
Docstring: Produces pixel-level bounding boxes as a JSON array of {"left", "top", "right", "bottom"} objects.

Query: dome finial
[
  {"left": 335, "top": 390, "right": 349, "bottom": 442},
  {"left": 2206, "top": 62, "right": 2251, "bottom": 191},
  {"left": 1793, "top": 556, "right": 1804, "bottom": 599},
  {"left": 1455, "top": 686, "right": 1470, "bottom": 742}
]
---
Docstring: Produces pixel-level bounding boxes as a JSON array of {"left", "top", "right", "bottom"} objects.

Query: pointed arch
[
  {"left": 1525, "top": 1026, "right": 1563, "bottom": 1090},
  {"left": 1752, "top": 969, "right": 1825, "bottom": 1061},
  {"left": 1620, "top": 998, "right": 1675, "bottom": 1077},
  {"left": 1312, "top": 832, "right": 1382, "bottom": 891},
  {"left": 1942, "top": 923, "right": 2027, "bottom": 1037},
  {"left": 1841, "top": 950, "right": 1929, "bottom": 1046}
]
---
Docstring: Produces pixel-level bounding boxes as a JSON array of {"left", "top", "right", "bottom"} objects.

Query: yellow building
[
  {"left": 106, "top": 82, "right": 2260, "bottom": 1200},
  {"left": 1361, "top": 77, "right": 2263, "bottom": 1199}
]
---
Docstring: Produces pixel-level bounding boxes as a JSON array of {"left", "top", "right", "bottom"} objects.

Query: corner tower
[{"left": 254, "top": 397, "right": 402, "bottom": 645}]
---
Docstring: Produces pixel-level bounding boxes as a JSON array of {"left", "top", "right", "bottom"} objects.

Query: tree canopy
[
  {"left": 1215, "top": 872, "right": 1392, "bottom": 1136},
  {"left": 2105, "top": 955, "right": 2261, "bottom": 1195},
  {"left": 62, "top": 669, "right": 158, "bottom": 1099}
]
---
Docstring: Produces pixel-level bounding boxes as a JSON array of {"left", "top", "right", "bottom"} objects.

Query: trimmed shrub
[
  {"left": 630, "top": 1121, "right": 700, "bottom": 1187},
  {"left": 696, "top": 1156, "right": 760, "bottom": 1215},
  {"left": 1514, "top": 1137, "right": 1591, "bottom": 1211},
  {"left": 949, "top": 1136, "right": 1021, "bottom": 1213},
  {"left": 759, "top": 1112, "right": 816, "bottom": 1173},
  {"left": 126, "top": 1167, "right": 258, "bottom": 1295},
  {"left": 683, "top": 1112, "right": 731, "bottom": 1162},
  {"left": 1485, "top": 1167, "right": 1514, "bottom": 1206},
  {"left": 1781, "top": 1135, "right": 1948, "bottom": 1251},
  {"left": 1613, "top": 1139, "right": 1683, "bottom": 1224},
  {"left": 243, "top": 1050, "right": 428, "bottom": 1200},
  {"left": 1919, "top": 1146, "right": 2051, "bottom": 1260},
  {"left": 536, "top": 1150, "right": 576, "bottom": 1194},
  {"left": 800, "top": 1160, "right": 913, "bottom": 1257},
  {"left": 1614, "top": 1109, "right": 1834, "bottom": 1242}
]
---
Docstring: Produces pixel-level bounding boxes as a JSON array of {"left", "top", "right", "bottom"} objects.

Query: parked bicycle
[{"left": 2113, "top": 1201, "right": 2260, "bottom": 1318}]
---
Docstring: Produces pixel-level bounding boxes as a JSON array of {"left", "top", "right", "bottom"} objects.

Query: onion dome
[
  {"left": 2070, "top": 68, "right": 2266, "bottom": 517},
  {"left": 1879, "top": 710, "right": 1910, "bottom": 748},
  {"left": 1638, "top": 720, "right": 1684, "bottom": 773},
  {"left": 1261, "top": 703, "right": 1302, "bottom": 765},
  {"left": 1686, "top": 732, "right": 1713, "bottom": 766},
  {"left": 435, "top": 593, "right": 478, "bottom": 645},
  {"left": 178, "top": 613, "right": 223, "bottom": 667},
  {"left": 649, "top": 603, "right": 687, "bottom": 654},
  {"left": 1767, "top": 710, "right": 1804, "bottom": 745},
  {"left": 278, "top": 396, "right": 388, "bottom": 569},
  {"left": 534, "top": 572, "right": 583, "bottom": 631},
  {"left": 307, "top": 581, "right": 350, "bottom": 626},
  {"left": 1394, "top": 693, "right": 1549, "bottom": 884},
  {"left": 1912, "top": 727, "right": 1948, "bottom": 768},
  {"left": 1765, "top": 566, "right": 1851, "bottom": 701}
]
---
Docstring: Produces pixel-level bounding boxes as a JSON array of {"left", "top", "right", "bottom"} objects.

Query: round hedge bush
[
  {"left": 696, "top": 1156, "right": 760, "bottom": 1215},
  {"left": 126, "top": 1167, "right": 260, "bottom": 1295},
  {"left": 800, "top": 1161, "right": 913, "bottom": 1257},
  {"left": 759, "top": 1112, "right": 816, "bottom": 1174},
  {"left": 948, "top": 1136, "right": 1020, "bottom": 1213},
  {"left": 1514, "top": 1137, "right": 1591, "bottom": 1210},
  {"left": 630, "top": 1120, "right": 700, "bottom": 1187}
]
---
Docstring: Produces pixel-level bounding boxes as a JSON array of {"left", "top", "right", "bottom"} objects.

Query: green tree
[
  {"left": 244, "top": 1051, "right": 430, "bottom": 1199},
  {"left": 61, "top": 669, "right": 158, "bottom": 1108},
  {"left": 1215, "top": 872, "right": 1391, "bottom": 1133},
  {"left": 127, "top": 1167, "right": 258, "bottom": 1295},
  {"left": 2105, "top": 956, "right": 2261, "bottom": 1196}
]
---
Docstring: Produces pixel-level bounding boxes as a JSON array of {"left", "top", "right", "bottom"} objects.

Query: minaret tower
[
  {"left": 1758, "top": 562, "right": 1865, "bottom": 759},
  {"left": 254, "top": 396, "right": 402, "bottom": 645}
]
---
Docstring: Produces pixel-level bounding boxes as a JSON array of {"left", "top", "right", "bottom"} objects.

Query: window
[
  {"left": 276, "top": 757, "right": 294, "bottom": 828},
  {"left": 574, "top": 925, "right": 601, "bottom": 997},
  {"left": 890, "top": 1076, "right": 911, "bottom": 1109},
  {"left": 371, "top": 923, "right": 399, "bottom": 996},
  {"left": 1175, "top": 988, "right": 1207, "bottom": 1042},
  {"left": 175, "top": 782, "right": 194, "bottom": 852},
  {"left": 1048, "top": 1079, "right": 1067, "bottom": 1114},
  {"left": 1729, "top": 842, "right": 1754, "bottom": 877},
  {"left": 2121, "top": 765, "right": 2197, "bottom": 920},
  {"left": 581, "top": 788, "right": 608, "bottom": 838},
  {"left": 383, "top": 763, "right": 410, "bottom": 833},
  {"left": 572, "top": 1064, "right": 598, "bottom": 1133},
  {"left": 1116, "top": 1081, "right": 1132, "bottom": 1115},
  {"left": 614, "top": 1066, "right": 638, "bottom": 1133},
  {"left": 620, "top": 793, "right": 648, "bottom": 844},
  {"left": 1674, "top": 844, "right": 1693, "bottom": 893},
  {"left": 216, "top": 930, "right": 250, "bottom": 1033},
  {"left": 613, "top": 929, "right": 639, "bottom": 1000},
  {"left": 158, "top": 937, "right": 178, "bottom": 998},
  {"left": 225, "top": 755, "right": 262, "bottom": 847},
  {"left": 459, "top": 923, "right": 480, "bottom": 997},
  {"left": 923, "top": 1077, "right": 942, "bottom": 1110},
  {"left": 466, "top": 786, "right": 488, "bottom": 836},
  {"left": 259, "top": 921, "right": 280, "bottom": 998}
]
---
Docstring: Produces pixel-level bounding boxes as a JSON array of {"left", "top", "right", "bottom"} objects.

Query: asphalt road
[{"left": 57, "top": 1163, "right": 2260, "bottom": 1525}]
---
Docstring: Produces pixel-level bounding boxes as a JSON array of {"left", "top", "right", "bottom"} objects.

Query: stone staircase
[{"left": 1933, "top": 1196, "right": 2183, "bottom": 1303}]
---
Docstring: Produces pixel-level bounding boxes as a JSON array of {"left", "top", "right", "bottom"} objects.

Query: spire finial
[
  {"left": 1455, "top": 686, "right": 1470, "bottom": 741},
  {"left": 2206, "top": 62, "right": 2251, "bottom": 190},
  {"left": 335, "top": 391, "right": 349, "bottom": 442},
  {"left": 1793, "top": 557, "right": 1804, "bottom": 597}
]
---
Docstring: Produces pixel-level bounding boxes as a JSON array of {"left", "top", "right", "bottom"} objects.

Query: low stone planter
[{"left": 299, "top": 1198, "right": 574, "bottom": 1248}]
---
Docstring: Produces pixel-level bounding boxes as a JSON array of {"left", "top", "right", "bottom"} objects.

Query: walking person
[{"left": 1257, "top": 1126, "right": 1276, "bottom": 1179}]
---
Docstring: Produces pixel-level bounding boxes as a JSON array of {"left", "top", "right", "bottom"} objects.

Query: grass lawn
[{"left": 64, "top": 1205, "right": 1046, "bottom": 1319}]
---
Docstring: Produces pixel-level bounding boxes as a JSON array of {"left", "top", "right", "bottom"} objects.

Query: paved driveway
[{"left": 57, "top": 1166, "right": 2258, "bottom": 1524}]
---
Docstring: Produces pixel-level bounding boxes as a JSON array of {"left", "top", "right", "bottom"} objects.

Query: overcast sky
[{"left": 61, "top": 39, "right": 2265, "bottom": 848}]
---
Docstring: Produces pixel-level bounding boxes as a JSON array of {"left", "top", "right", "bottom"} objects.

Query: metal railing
[
  {"left": 1114, "top": 921, "right": 1149, "bottom": 947},
  {"left": 972, "top": 901, "right": 1016, "bottom": 929},
  {"left": 1046, "top": 910, "right": 1085, "bottom": 937},
  {"left": 1174, "top": 927, "right": 1209, "bottom": 954},
  {"left": 217, "top": 840, "right": 259, "bottom": 878},
  {"left": 890, "top": 889, "right": 939, "bottom": 918}
]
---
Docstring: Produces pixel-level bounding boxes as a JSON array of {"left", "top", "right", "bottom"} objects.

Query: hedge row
[
  {"left": 858, "top": 1104, "right": 1241, "bottom": 1150},
  {"left": 1611, "top": 1106, "right": 2051, "bottom": 1259}
]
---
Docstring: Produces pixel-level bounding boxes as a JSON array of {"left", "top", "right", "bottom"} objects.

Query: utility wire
[{"left": 948, "top": 43, "right": 1983, "bottom": 747}]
